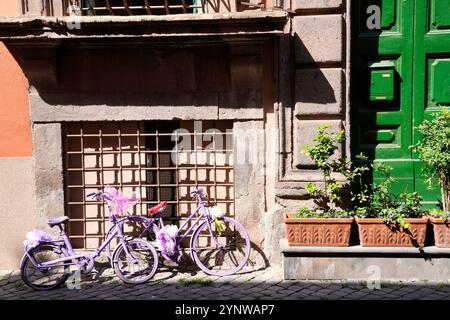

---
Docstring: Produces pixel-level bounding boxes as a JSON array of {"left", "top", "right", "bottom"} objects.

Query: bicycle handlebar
[
  {"left": 86, "top": 191, "right": 98, "bottom": 198},
  {"left": 87, "top": 190, "right": 111, "bottom": 201},
  {"left": 190, "top": 188, "right": 207, "bottom": 198}
]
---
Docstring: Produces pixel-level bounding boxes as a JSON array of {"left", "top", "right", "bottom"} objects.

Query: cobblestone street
[{"left": 1, "top": 264, "right": 450, "bottom": 300}]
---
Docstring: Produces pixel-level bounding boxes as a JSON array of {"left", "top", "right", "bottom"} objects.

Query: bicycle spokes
[
  {"left": 112, "top": 239, "right": 158, "bottom": 284},
  {"left": 21, "top": 246, "right": 69, "bottom": 290},
  {"left": 191, "top": 217, "right": 251, "bottom": 276}
]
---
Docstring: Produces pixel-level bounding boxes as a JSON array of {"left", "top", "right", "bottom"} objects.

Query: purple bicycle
[
  {"left": 20, "top": 188, "right": 159, "bottom": 291},
  {"left": 106, "top": 188, "right": 251, "bottom": 276}
]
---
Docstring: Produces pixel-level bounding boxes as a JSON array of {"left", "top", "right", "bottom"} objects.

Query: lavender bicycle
[
  {"left": 20, "top": 187, "right": 159, "bottom": 291},
  {"left": 106, "top": 188, "right": 251, "bottom": 276}
]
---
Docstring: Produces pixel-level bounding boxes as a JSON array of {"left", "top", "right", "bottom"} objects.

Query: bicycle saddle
[
  {"left": 148, "top": 201, "right": 167, "bottom": 215},
  {"left": 47, "top": 216, "right": 69, "bottom": 227}
]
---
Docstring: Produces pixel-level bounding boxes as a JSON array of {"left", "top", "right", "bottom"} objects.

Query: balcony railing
[{"left": 20, "top": 0, "right": 271, "bottom": 17}]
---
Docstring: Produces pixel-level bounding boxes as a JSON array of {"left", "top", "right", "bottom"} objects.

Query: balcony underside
[{"left": 0, "top": 11, "right": 288, "bottom": 46}]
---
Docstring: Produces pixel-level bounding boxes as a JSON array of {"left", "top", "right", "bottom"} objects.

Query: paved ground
[{"left": 1, "top": 262, "right": 450, "bottom": 300}]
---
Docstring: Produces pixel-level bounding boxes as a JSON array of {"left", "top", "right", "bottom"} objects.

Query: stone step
[{"left": 280, "top": 238, "right": 450, "bottom": 281}]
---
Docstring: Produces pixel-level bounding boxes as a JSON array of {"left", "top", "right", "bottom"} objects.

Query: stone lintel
[{"left": 0, "top": 11, "right": 288, "bottom": 42}]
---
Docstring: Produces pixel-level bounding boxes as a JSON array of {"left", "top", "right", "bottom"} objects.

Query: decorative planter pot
[
  {"left": 429, "top": 216, "right": 450, "bottom": 248},
  {"left": 355, "top": 217, "right": 428, "bottom": 247},
  {"left": 284, "top": 213, "right": 353, "bottom": 247}
]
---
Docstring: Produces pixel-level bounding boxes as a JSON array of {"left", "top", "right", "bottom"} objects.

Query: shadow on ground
[{"left": 1, "top": 263, "right": 450, "bottom": 300}]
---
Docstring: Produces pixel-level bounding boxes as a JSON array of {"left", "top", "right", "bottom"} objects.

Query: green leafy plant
[
  {"left": 297, "top": 126, "right": 425, "bottom": 225},
  {"left": 294, "top": 206, "right": 351, "bottom": 218},
  {"left": 411, "top": 107, "right": 450, "bottom": 214},
  {"left": 298, "top": 125, "right": 369, "bottom": 218},
  {"left": 302, "top": 125, "right": 346, "bottom": 212},
  {"left": 428, "top": 208, "right": 450, "bottom": 222},
  {"left": 354, "top": 162, "right": 425, "bottom": 229}
]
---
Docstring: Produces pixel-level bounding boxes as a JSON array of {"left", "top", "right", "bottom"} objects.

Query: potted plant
[
  {"left": 411, "top": 107, "right": 450, "bottom": 247},
  {"left": 426, "top": 209, "right": 450, "bottom": 247},
  {"left": 285, "top": 125, "right": 365, "bottom": 246},
  {"left": 354, "top": 162, "right": 428, "bottom": 247}
]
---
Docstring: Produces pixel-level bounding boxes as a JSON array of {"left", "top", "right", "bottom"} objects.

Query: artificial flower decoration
[
  {"left": 23, "top": 229, "right": 52, "bottom": 249},
  {"left": 209, "top": 206, "right": 226, "bottom": 236},
  {"left": 104, "top": 185, "right": 138, "bottom": 216},
  {"left": 155, "top": 225, "right": 179, "bottom": 260},
  {"left": 209, "top": 206, "right": 224, "bottom": 219}
]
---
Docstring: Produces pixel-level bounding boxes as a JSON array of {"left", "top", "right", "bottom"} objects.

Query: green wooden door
[
  {"left": 352, "top": 0, "right": 415, "bottom": 194},
  {"left": 352, "top": 0, "right": 444, "bottom": 205},
  {"left": 412, "top": 0, "right": 450, "bottom": 208}
]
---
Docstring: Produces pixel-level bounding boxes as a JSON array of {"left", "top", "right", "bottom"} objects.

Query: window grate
[
  {"left": 67, "top": 0, "right": 204, "bottom": 16},
  {"left": 62, "top": 121, "right": 234, "bottom": 249}
]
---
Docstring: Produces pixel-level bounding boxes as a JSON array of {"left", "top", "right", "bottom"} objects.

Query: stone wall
[
  {"left": 265, "top": 0, "right": 350, "bottom": 267},
  {"left": 0, "top": 41, "right": 35, "bottom": 269},
  {"left": 15, "top": 40, "right": 274, "bottom": 268},
  {"left": 0, "top": 4, "right": 351, "bottom": 270},
  {"left": 0, "top": 158, "right": 36, "bottom": 269}
]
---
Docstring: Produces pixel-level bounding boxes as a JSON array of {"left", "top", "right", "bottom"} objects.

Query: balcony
[
  {"left": 19, "top": 0, "right": 279, "bottom": 17},
  {"left": 0, "top": 1, "right": 288, "bottom": 126},
  {"left": 0, "top": 1, "right": 288, "bottom": 44}
]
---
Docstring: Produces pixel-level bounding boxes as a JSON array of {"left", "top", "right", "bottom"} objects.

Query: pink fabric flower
[
  {"left": 155, "top": 225, "right": 179, "bottom": 260},
  {"left": 104, "top": 185, "right": 138, "bottom": 216},
  {"left": 23, "top": 229, "right": 52, "bottom": 249}
]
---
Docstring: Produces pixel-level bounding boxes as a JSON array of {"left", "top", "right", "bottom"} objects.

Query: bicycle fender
[{"left": 21, "top": 244, "right": 63, "bottom": 269}]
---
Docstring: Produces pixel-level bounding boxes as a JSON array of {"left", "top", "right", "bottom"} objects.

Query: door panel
[
  {"left": 430, "top": 0, "right": 450, "bottom": 30},
  {"left": 353, "top": 0, "right": 446, "bottom": 206},
  {"left": 352, "top": 0, "right": 414, "bottom": 190},
  {"left": 413, "top": 0, "right": 450, "bottom": 208}
]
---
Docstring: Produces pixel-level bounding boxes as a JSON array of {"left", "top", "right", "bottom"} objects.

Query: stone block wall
[
  {"left": 17, "top": 40, "right": 272, "bottom": 268},
  {"left": 265, "top": 0, "right": 350, "bottom": 267},
  {"left": 276, "top": 0, "right": 348, "bottom": 206}
]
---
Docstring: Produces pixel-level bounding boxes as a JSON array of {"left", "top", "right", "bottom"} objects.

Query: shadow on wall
[
  {"left": 270, "top": 32, "right": 341, "bottom": 256},
  {"left": 293, "top": 33, "right": 337, "bottom": 106},
  {"left": 8, "top": 43, "right": 266, "bottom": 110},
  {"left": 291, "top": 32, "right": 341, "bottom": 171}
]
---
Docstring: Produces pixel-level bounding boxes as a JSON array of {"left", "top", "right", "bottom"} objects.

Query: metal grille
[
  {"left": 67, "top": 0, "right": 204, "bottom": 15},
  {"left": 63, "top": 121, "right": 234, "bottom": 249}
]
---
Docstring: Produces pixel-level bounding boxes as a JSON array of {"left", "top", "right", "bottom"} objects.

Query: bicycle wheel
[
  {"left": 112, "top": 238, "right": 158, "bottom": 284},
  {"left": 105, "top": 216, "right": 157, "bottom": 261},
  {"left": 191, "top": 217, "right": 251, "bottom": 276},
  {"left": 20, "top": 244, "right": 69, "bottom": 291}
]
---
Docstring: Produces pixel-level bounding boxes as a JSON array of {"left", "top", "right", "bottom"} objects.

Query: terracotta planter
[
  {"left": 355, "top": 217, "right": 428, "bottom": 247},
  {"left": 284, "top": 213, "right": 353, "bottom": 246},
  {"left": 429, "top": 216, "right": 450, "bottom": 248}
]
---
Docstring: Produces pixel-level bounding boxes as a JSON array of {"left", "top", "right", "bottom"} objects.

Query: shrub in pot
[
  {"left": 285, "top": 209, "right": 354, "bottom": 247},
  {"left": 411, "top": 107, "right": 450, "bottom": 247},
  {"left": 354, "top": 162, "right": 428, "bottom": 247},
  {"left": 285, "top": 125, "right": 366, "bottom": 246},
  {"left": 427, "top": 210, "right": 450, "bottom": 248}
]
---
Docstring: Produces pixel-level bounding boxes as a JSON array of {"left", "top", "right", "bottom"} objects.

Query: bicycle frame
[
  {"left": 136, "top": 190, "right": 222, "bottom": 252},
  {"left": 26, "top": 216, "right": 135, "bottom": 270}
]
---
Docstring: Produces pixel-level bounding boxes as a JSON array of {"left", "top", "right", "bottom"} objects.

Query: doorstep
[{"left": 280, "top": 238, "right": 450, "bottom": 281}]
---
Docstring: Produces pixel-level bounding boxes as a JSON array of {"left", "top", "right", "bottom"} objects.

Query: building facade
[{"left": 0, "top": 0, "right": 445, "bottom": 275}]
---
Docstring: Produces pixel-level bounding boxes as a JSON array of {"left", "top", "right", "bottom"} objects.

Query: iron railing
[{"left": 20, "top": 0, "right": 265, "bottom": 16}]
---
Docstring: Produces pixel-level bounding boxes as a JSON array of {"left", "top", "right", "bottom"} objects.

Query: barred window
[{"left": 63, "top": 121, "right": 234, "bottom": 249}]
